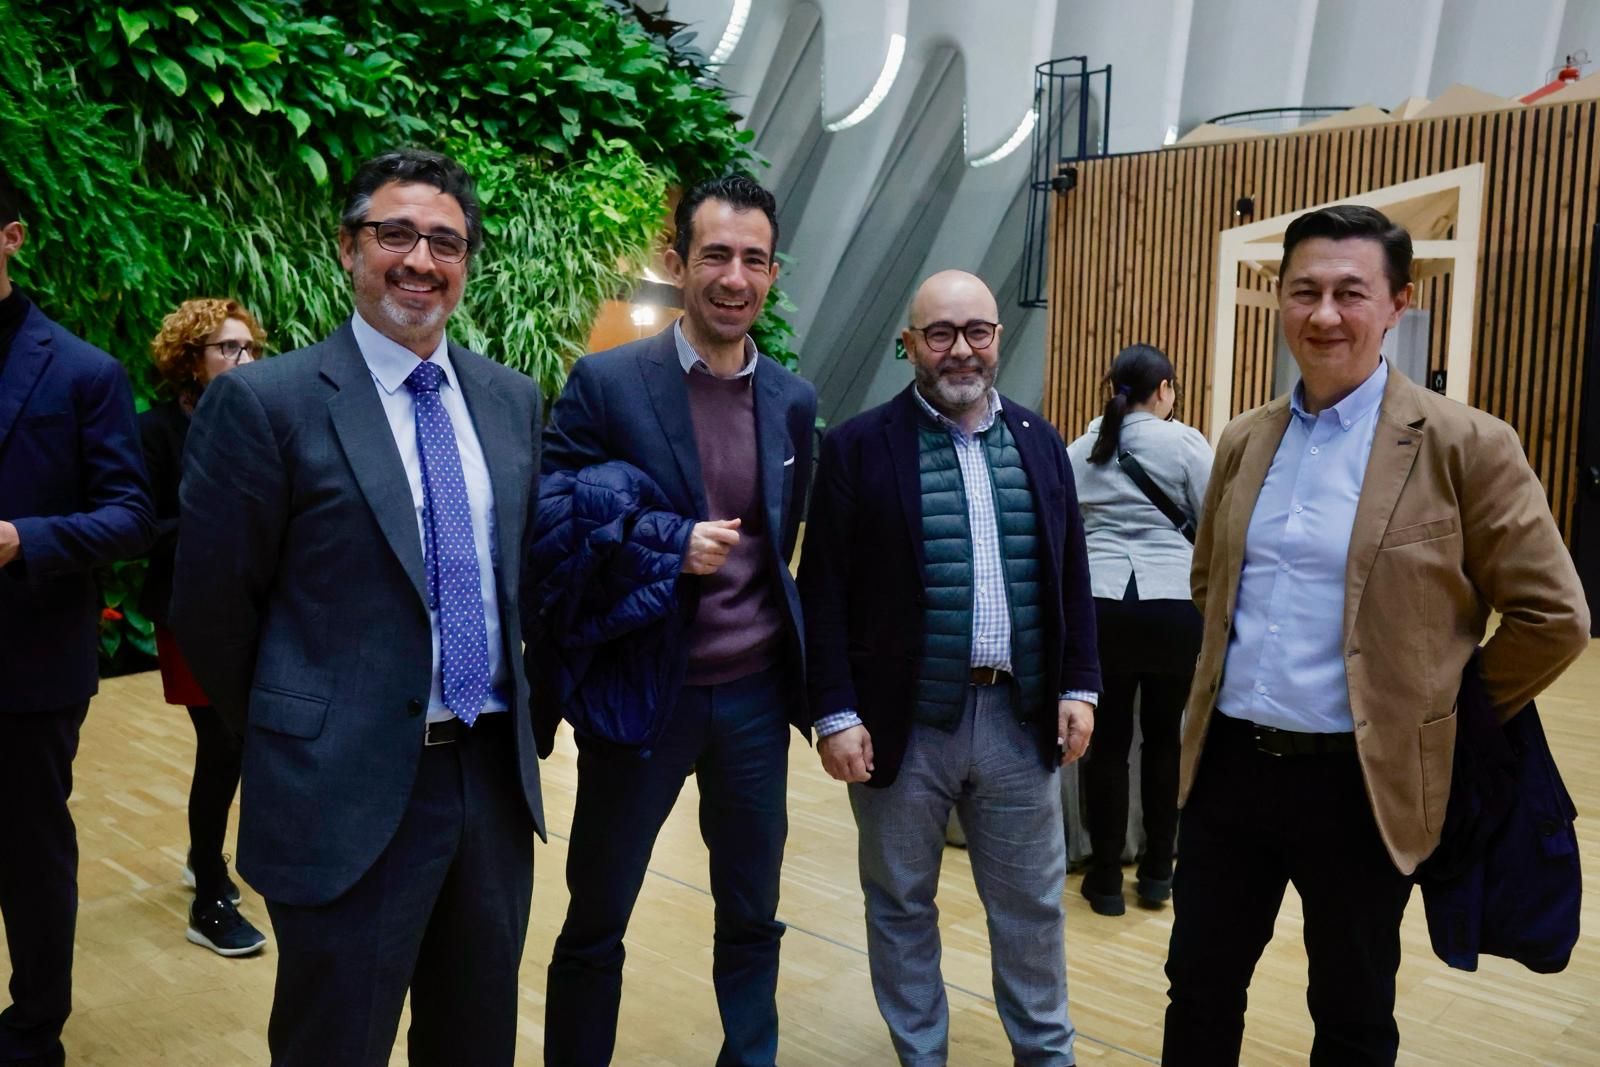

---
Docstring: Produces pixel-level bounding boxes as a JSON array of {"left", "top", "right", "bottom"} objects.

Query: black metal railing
[
  {"left": 1204, "top": 106, "right": 1375, "bottom": 133},
  {"left": 1019, "top": 56, "right": 1112, "bottom": 309}
]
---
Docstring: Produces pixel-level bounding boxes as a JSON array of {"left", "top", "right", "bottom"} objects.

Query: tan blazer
[{"left": 1180, "top": 369, "right": 1590, "bottom": 875}]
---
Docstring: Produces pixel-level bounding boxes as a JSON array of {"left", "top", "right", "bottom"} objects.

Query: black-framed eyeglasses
[
  {"left": 203, "top": 339, "right": 258, "bottom": 364},
  {"left": 907, "top": 320, "right": 999, "bottom": 353},
  {"left": 356, "top": 220, "right": 470, "bottom": 264}
]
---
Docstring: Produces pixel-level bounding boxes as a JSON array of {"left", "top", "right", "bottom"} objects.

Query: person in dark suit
[
  {"left": 538, "top": 175, "right": 817, "bottom": 1067},
  {"left": 171, "top": 149, "right": 545, "bottom": 1067},
  {"left": 0, "top": 169, "right": 156, "bottom": 1066},
  {"left": 798, "top": 270, "right": 1100, "bottom": 1066},
  {"left": 140, "top": 297, "right": 269, "bottom": 957}
]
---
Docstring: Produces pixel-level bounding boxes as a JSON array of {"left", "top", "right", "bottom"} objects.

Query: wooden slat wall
[{"left": 1046, "top": 99, "right": 1600, "bottom": 537}]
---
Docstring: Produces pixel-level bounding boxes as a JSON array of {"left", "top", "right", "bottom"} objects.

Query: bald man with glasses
[{"left": 799, "top": 270, "right": 1100, "bottom": 1066}]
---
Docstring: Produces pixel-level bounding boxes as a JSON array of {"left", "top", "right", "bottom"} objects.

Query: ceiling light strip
[
  {"left": 969, "top": 108, "right": 1038, "bottom": 168},
  {"left": 708, "top": 0, "right": 752, "bottom": 66},
  {"left": 823, "top": 33, "right": 907, "bottom": 132}
]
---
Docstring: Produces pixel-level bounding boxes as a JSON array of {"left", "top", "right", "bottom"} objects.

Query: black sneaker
[
  {"left": 187, "top": 897, "right": 267, "bottom": 957},
  {"left": 183, "top": 851, "right": 242, "bottom": 904}
]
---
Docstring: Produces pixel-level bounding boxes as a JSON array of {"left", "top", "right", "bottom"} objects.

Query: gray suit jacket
[{"left": 172, "top": 321, "right": 545, "bottom": 906}]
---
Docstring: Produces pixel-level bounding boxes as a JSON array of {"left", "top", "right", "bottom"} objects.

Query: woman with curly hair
[{"left": 139, "top": 297, "right": 268, "bottom": 957}]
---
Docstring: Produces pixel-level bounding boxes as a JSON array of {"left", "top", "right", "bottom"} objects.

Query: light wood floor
[{"left": 8, "top": 641, "right": 1599, "bottom": 1065}]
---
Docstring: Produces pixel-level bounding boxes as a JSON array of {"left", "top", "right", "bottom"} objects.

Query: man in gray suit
[{"left": 172, "top": 148, "right": 545, "bottom": 1067}]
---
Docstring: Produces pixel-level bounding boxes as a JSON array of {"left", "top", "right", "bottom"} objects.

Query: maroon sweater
[{"left": 684, "top": 368, "right": 784, "bottom": 685}]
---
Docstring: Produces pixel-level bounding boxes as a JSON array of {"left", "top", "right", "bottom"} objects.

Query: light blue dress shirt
[
  {"left": 1216, "top": 359, "right": 1389, "bottom": 734},
  {"left": 351, "top": 312, "right": 510, "bottom": 724}
]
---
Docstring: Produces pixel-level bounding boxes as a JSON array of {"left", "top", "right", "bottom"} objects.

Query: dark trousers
[
  {"left": 0, "top": 702, "right": 89, "bottom": 1067},
  {"left": 1081, "top": 670, "right": 1188, "bottom": 890},
  {"left": 545, "top": 667, "right": 790, "bottom": 1067},
  {"left": 1082, "top": 593, "right": 1200, "bottom": 893},
  {"left": 185, "top": 705, "right": 242, "bottom": 899},
  {"left": 1162, "top": 713, "right": 1414, "bottom": 1067},
  {"left": 264, "top": 713, "right": 534, "bottom": 1067}
]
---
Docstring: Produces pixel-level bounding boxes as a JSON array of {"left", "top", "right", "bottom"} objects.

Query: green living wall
[{"left": 0, "top": 0, "right": 794, "bottom": 668}]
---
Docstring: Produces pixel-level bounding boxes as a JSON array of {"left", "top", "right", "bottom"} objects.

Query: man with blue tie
[
  {"left": 0, "top": 168, "right": 155, "bottom": 1066},
  {"left": 1162, "top": 205, "right": 1589, "bottom": 1065},
  {"left": 171, "top": 149, "right": 545, "bottom": 1066}
]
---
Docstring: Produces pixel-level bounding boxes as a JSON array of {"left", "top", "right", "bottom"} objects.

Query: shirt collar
[
  {"left": 674, "top": 318, "right": 758, "bottom": 378},
  {"left": 351, "top": 310, "right": 455, "bottom": 396},
  {"left": 1290, "top": 357, "right": 1389, "bottom": 430},
  {"left": 913, "top": 384, "right": 1003, "bottom": 436}
]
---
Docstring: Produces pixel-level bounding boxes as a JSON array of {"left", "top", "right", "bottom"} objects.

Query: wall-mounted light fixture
[
  {"left": 631, "top": 305, "right": 658, "bottom": 328},
  {"left": 823, "top": 33, "right": 906, "bottom": 132},
  {"left": 1235, "top": 196, "right": 1254, "bottom": 219}
]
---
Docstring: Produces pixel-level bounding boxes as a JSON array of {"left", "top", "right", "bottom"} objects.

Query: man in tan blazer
[{"left": 1161, "top": 204, "right": 1590, "bottom": 1067}]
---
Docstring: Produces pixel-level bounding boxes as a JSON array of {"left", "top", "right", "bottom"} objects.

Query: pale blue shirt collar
[
  {"left": 351, "top": 310, "right": 454, "bottom": 395},
  {"left": 913, "top": 384, "right": 1003, "bottom": 437},
  {"left": 674, "top": 318, "right": 758, "bottom": 378},
  {"left": 1289, "top": 357, "right": 1389, "bottom": 429}
]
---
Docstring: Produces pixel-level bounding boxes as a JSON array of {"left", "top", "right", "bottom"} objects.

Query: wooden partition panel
[{"left": 1046, "top": 100, "right": 1600, "bottom": 536}]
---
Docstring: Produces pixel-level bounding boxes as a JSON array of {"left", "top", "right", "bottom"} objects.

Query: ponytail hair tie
[{"left": 1115, "top": 384, "right": 1132, "bottom": 398}]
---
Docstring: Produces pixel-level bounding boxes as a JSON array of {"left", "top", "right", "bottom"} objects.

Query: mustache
[{"left": 387, "top": 266, "right": 447, "bottom": 289}]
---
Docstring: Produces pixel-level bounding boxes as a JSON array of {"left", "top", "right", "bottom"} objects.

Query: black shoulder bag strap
[{"left": 1117, "top": 449, "right": 1196, "bottom": 544}]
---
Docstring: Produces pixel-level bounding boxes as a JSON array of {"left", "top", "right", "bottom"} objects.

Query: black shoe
[
  {"left": 1135, "top": 875, "right": 1173, "bottom": 908},
  {"left": 1079, "top": 875, "right": 1126, "bottom": 916},
  {"left": 186, "top": 897, "right": 267, "bottom": 957},
  {"left": 183, "top": 851, "right": 241, "bottom": 904}
]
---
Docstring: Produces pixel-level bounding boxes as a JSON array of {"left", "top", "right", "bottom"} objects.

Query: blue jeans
[{"left": 545, "top": 667, "right": 791, "bottom": 1066}]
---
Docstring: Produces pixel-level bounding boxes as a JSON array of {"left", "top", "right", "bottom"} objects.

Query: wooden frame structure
[
  {"left": 1045, "top": 97, "right": 1600, "bottom": 536},
  {"left": 1209, "top": 164, "right": 1485, "bottom": 440}
]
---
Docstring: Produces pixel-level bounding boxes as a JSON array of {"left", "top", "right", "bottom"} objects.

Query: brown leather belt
[{"left": 969, "top": 667, "right": 1013, "bottom": 687}]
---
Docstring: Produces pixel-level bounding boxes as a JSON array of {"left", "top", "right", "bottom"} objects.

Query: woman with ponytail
[{"left": 1066, "top": 343, "right": 1212, "bottom": 915}]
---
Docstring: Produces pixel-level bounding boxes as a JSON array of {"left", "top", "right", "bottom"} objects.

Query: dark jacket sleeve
[
  {"left": 1054, "top": 433, "right": 1102, "bottom": 696},
  {"left": 170, "top": 371, "right": 289, "bottom": 722},
  {"left": 541, "top": 357, "right": 609, "bottom": 475},
  {"left": 797, "top": 425, "right": 860, "bottom": 721},
  {"left": 10, "top": 355, "right": 155, "bottom": 580}
]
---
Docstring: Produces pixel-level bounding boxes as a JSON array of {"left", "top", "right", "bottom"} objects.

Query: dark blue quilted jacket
[{"left": 525, "top": 460, "right": 695, "bottom": 750}]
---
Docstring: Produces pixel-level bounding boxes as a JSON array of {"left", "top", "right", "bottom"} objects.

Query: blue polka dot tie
[{"left": 405, "top": 361, "right": 490, "bottom": 725}]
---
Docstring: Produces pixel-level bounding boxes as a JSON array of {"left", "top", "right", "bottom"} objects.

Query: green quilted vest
[{"left": 914, "top": 413, "right": 1048, "bottom": 730}]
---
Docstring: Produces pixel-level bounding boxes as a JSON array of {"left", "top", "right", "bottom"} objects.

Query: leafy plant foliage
[{"left": 0, "top": 0, "right": 799, "bottom": 669}]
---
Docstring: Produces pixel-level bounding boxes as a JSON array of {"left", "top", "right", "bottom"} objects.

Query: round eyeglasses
[
  {"left": 203, "top": 339, "right": 259, "bottom": 364},
  {"left": 357, "top": 220, "right": 470, "bottom": 264},
  {"left": 907, "top": 320, "right": 999, "bottom": 354}
]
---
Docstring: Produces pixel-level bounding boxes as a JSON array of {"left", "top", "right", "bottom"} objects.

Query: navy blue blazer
[
  {"left": 798, "top": 385, "right": 1101, "bottom": 787},
  {"left": 534, "top": 325, "right": 818, "bottom": 753},
  {"left": 171, "top": 322, "right": 545, "bottom": 906},
  {"left": 1418, "top": 653, "right": 1580, "bottom": 973},
  {"left": 0, "top": 302, "right": 155, "bottom": 713}
]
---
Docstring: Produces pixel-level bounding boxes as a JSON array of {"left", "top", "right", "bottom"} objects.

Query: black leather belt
[
  {"left": 1216, "top": 713, "right": 1356, "bottom": 757},
  {"left": 424, "top": 718, "right": 467, "bottom": 746},
  {"left": 969, "top": 667, "right": 1013, "bottom": 686},
  {"left": 423, "top": 713, "right": 508, "bottom": 747}
]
